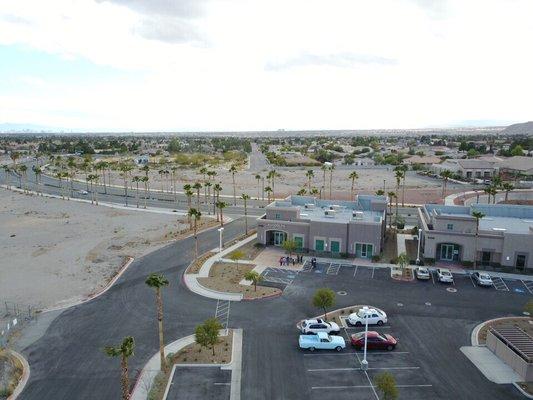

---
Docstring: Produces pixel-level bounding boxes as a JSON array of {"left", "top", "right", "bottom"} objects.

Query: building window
[
  {"left": 330, "top": 240, "right": 340, "bottom": 253},
  {"left": 275, "top": 213, "right": 281, "bottom": 220},
  {"left": 294, "top": 236, "right": 303, "bottom": 249},
  {"left": 315, "top": 239, "right": 325, "bottom": 252},
  {"left": 447, "top": 224, "right": 453, "bottom": 230},
  {"left": 355, "top": 243, "right": 373, "bottom": 259}
]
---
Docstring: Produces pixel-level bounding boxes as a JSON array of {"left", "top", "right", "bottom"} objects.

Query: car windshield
[
  {"left": 419, "top": 268, "right": 428, "bottom": 273},
  {"left": 442, "top": 271, "right": 451, "bottom": 276},
  {"left": 480, "top": 274, "right": 491, "bottom": 280}
]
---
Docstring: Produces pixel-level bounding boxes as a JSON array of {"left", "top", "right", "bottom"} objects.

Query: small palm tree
[
  {"left": 394, "top": 169, "right": 404, "bottom": 227},
  {"left": 244, "top": 270, "right": 263, "bottom": 291},
  {"left": 132, "top": 176, "right": 141, "bottom": 208},
  {"left": 306, "top": 170, "right": 314, "bottom": 193},
  {"left": 310, "top": 187, "right": 319, "bottom": 197},
  {"left": 141, "top": 176, "right": 149, "bottom": 209},
  {"left": 204, "top": 181, "right": 212, "bottom": 214},
  {"left": 216, "top": 201, "right": 227, "bottom": 227},
  {"left": 188, "top": 208, "right": 202, "bottom": 257},
  {"left": 213, "top": 183, "right": 222, "bottom": 220},
  {"left": 104, "top": 336, "right": 135, "bottom": 400},
  {"left": 472, "top": 211, "right": 485, "bottom": 269},
  {"left": 241, "top": 194, "right": 250, "bottom": 235},
  {"left": 229, "top": 164, "right": 238, "bottom": 205},
  {"left": 145, "top": 273, "right": 170, "bottom": 373},
  {"left": 502, "top": 182, "right": 514, "bottom": 202},
  {"left": 320, "top": 164, "right": 328, "bottom": 199},
  {"left": 264, "top": 186, "right": 273, "bottom": 203},
  {"left": 375, "top": 189, "right": 385, "bottom": 196},
  {"left": 254, "top": 173, "right": 262, "bottom": 200},
  {"left": 348, "top": 171, "right": 359, "bottom": 201},
  {"left": 193, "top": 182, "right": 202, "bottom": 209},
  {"left": 297, "top": 188, "right": 307, "bottom": 196},
  {"left": 387, "top": 191, "right": 396, "bottom": 229},
  {"left": 329, "top": 164, "right": 335, "bottom": 199}
]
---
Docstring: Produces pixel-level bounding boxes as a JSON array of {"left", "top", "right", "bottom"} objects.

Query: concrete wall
[
  {"left": 487, "top": 330, "right": 533, "bottom": 381},
  {"left": 265, "top": 208, "right": 299, "bottom": 221},
  {"left": 432, "top": 216, "right": 476, "bottom": 233}
]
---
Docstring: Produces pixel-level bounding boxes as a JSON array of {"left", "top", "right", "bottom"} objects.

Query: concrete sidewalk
[{"left": 460, "top": 346, "right": 521, "bottom": 384}]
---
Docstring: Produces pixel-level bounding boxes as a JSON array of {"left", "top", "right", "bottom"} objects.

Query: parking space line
[
  {"left": 308, "top": 368, "right": 360, "bottom": 372},
  {"left": 353, "top": 265, "right": 358, "bottom": 277},
  {"left": 303, "top": 351, "right": 409, "bottom": 356},
  {"left": 522, "top": 280, "right": 533, "bottom": 295},
  {"left": 311, "top": 384, "right": 432, "bottom": 389},
  {"left": 492, "top": 277, "right": 509, "bottom": 291},
  {"left": 213, "top": 382, "right": 231, "bottom": 386},
  {"left": 469, "top": 274, "right": 476, "bottom": 287},
  {"left": 431, "top": 271, "right": 435, "bottom": 285},
  {"left": 326, "top": 263, "right": 341, "bottom": 275},
  {"left": 364, "top": 371, "right": 380, "bottom": 400},
  {"left": 367, "top": 366, "right": 419, "bottom": 370},
  {"left": 371, "top": 267, "right": 375, "bottom": 279}
]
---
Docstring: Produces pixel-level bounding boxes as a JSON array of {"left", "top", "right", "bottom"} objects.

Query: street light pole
[
  {"left": 416, "top": 228, "right": 423, "bottom": 265},
  {"left": 361, "top": 306, "right": 369, "bottom": 371},
  {"left": 218, "top": 227, "right": 224, "bottom": 255}
]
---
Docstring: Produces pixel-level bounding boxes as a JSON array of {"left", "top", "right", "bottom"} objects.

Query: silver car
[
  {"left": 415, "top": 267, "right": 430, "bottom": 280},
  {"left": 472, "top": 272, "right": 493, "bottom": 287}
]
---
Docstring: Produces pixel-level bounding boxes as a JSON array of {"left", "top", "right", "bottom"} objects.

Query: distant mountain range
[
  {"left": 0, "top": 123, "right": 70, "bottom": 133},
  {"left": 501, "top": 121, "right": 533, "bottom": 135}
]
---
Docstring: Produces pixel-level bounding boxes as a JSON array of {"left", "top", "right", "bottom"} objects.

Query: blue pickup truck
[{"left": 299, "top": 332, "right": 346, "bottom": 352}]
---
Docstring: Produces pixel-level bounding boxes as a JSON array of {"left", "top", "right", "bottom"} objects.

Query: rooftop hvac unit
[
  {"left": 353, "top": 211, "right": 364, "bottom": 220},
  {"left": 331, "top": 205, "right": 342, "bottom": 211},
  {"left": 324, "top": 209, "right": 336, "bottom": 218},
  {"left": 305, "top": 203, "right": 315, "bottom": 209}
]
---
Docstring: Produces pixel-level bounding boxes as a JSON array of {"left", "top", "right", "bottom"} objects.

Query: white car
[
  {"left": 437, "top": 268, "right": 454, "bottom": 283},
  {"left": 347, "top": 308, "right": 387, "bottom": 326},
  {"left": 78, "top": 190, "right": 89, "bottom": 195},
  {"left": 300, "top": 319, "right": 340, "bottom": 335},
  {"left": 415, "top": 267, "right": 430, "bottom": 280},
  {"left": 472, "top": 272, "right": 493, "bottom": 287}
]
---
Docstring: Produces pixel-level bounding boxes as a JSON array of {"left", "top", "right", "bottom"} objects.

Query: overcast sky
[{"left": 0, "top": 0, "right": 532, "bottom": 132}]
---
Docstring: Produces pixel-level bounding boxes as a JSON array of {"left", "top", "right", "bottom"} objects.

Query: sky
[{"left": 0, "top": 0, "right": 532, "bottom": 132}]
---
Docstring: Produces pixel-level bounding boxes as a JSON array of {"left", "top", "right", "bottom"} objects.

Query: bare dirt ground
[
  {"left": 0, "top": 189, "right": 189, "bottom": 309},
  {"left": 173, "top": 330, "right": 233, "bottom": 364}
]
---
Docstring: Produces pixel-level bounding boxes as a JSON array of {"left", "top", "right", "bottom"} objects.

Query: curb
[
  {"left": 40, "top": 256, "right": 135, "bottom": 314},
  {"left": 7, "top": 349, "right": 30, "bottom": 400},
  {"left": 470, "top": 316, "right": 531, "bottom": 347},
  {"left": 514, "top": 383, "right": 533, "bottom": 399}
]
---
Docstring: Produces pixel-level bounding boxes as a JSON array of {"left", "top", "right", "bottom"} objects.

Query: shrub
[{"left": 372, "top": 255, "right": 381, "bottom": 262}]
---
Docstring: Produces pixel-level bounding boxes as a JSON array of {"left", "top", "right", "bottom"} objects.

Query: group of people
[{"left": 279, "top": 254, "right": 304, "bottom": 267}]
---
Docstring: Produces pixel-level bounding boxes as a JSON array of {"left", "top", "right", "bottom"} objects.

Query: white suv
[
  {"left": 300, "top": 319, "right": 341, "bottom": 335},
  {"left": 437, "top": 268, "right": 454, "bottom": 283},
  {"left": 347, "top": 308, "right": 387, "bottom": 326}
]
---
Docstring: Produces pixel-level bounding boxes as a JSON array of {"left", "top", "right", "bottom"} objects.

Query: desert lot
[{"left": 0, "top": 189, "right": 185, "bottom": 310}]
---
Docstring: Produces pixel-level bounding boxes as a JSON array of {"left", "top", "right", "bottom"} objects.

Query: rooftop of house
[
  {"left": 424, "top": 204, "right": 533, "bottom": 234},
  {"left": 267, "top": 195, "right": 386, "bottom": 224}
]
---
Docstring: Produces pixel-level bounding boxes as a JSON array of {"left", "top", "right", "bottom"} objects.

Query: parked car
[
  {"left": 437, "top": 268, "right": 454, "bottom": 283},
  {"left": 299, "top": 332, "right": 346, "bottom": 351},
  {"left": 350, "top": 331, "right": 398, "bottom": 351},
  {"left": 78, "top": 190, "right": 89, "bottom": 195},
  {"left": 300, "top": 318, "right": 340, "bottom": 335},
  {"left": 415, "top": 267, "right": 430, "bottom": 280},
  {"left": 472, "top": 272, "right": 493, "bottom": 287},
  {"left": 347, "top": 308, "right": 387, "bottom": 326}
]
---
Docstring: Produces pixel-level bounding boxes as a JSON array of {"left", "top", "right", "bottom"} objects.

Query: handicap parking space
[
  {"left": 261, "top": 268, "right": 297, "bottom": 288},
  {"left": 504, "top": 278, "right": 531, "bottom": 295},
  {"left": 166, "top": 366, "right": 230, "bottom": 400}
]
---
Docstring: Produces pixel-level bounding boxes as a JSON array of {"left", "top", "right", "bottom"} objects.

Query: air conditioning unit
[
  {"left": 324, "top": 209, "right": 336, "bottom": 218},
  {"left": 353, "top": 211, "right": 364, "bottom": 220},
  {"left": 305, "top": 203, "right": 315, "bottom": 209},
  {"left": 331, "top": 205, "right": 342, "bottom": 211}
]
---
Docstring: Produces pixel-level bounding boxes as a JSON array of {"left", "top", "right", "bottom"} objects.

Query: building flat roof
[
  {"left": 269, "top": 195, "right": 385, "bottom": 224},
  {"left": 491, "top": 325, "right": 533, "bottom": 363},
  {"left": 424, "top": 204, "right": 533, "bottom": 234}
]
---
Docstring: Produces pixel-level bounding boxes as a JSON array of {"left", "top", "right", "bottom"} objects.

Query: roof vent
[
  {"left": 305, "top": 203, "right": 315, "bottom": 209},
  {"left": 324, "top": 209, "right": 336, "bottom": 218},
  {"left": 353, "top": 211, "right": 364, "bottom": 220}
]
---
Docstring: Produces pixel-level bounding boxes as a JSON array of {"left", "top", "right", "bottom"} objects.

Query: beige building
[
  {"left": 418, "top": 204, "right": 533, "bottom": 269},
  {"left": 257, "top": 195, "right": 387, "bottom": 258}
]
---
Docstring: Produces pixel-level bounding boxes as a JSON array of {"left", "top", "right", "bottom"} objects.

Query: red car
[{"left": 350, "top": 331, "right": 398, "bottom": 351}]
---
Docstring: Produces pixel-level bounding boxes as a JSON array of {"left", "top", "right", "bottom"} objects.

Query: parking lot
[
  {"left": 299, "top": 317, "right": 437, "bottom": 400},
  {"left": 165, "top": 366, "right": 231, "bottom": 400},
  {"left": 262, "top": 261, "right": 533, "bottom": 299}
]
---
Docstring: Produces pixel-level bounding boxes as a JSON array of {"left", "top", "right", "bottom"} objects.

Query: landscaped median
[
  {"left": 296, "top": 304, "right": 386, "bottom": 331},
  {"left": 0, "top": 348, "right": 27, "bottom": 400},
  {"left": 183, "top": 233, "right": 282, "bottom": 301}
]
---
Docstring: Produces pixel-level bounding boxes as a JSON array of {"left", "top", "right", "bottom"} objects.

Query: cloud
[
  {"left": 95, "top": 0, "right": 207, "bottom": 18},
  {"left": 265, "top": 53, "right": 398, "bottom": 71},
  {"left": 133, "top": 16, "right": 206, "bottom": 45},
  {"left": 0, "top": 14, "right": 32, "bottom": 25}
]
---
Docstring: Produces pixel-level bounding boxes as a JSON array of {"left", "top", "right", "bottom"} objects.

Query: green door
[
  {"left": 315, "top": 239, "right": 324, "bottom": 252},
  {"left": 294, "top": 236, "right": 303, "bottom": 250},
  {"left": 330, "top": 241, "right": 340, "bottom": 253}
]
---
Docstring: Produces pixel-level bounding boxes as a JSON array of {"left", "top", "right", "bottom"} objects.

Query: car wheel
[
  {"left": 335, "top": 346, "right": 342, "bottom": 352},
  {"left": 355, "top": 321, "right": 362, "bottom": 327},
  {"left": 377, "top": 320, "right": 384, "bottom": 326},
  {"left": 309, "top": 347, "right": 315, "bottom": 352},
  {"left": 387, "top": 345, "right": 394, "bottom": 351}
]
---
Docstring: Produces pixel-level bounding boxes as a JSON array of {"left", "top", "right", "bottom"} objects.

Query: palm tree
[
  {"left": 104, "top": 336, "right": 135, "bottom": 400},
  {"left": 472, "top": 211, "right": 485, "bottom": 269},
  {"left": 145, "top": 273, "right": 170, "bottom": 373},
  {"left": 2, "top": 165, "right": 11, "bottom": 189},
  {"left": 400, "top": 164, "right": 408, "bottom": 207},
  {"left": 306, "top": 170, "right": 314, "bottom": 193},
  {"left": 502, "top": 182, "right": 514, "bottom": 202},
  {"left": 10, "top": 151, "right": 20, "bottom": 167},
  {"left": 216, "top": 201, "right": 227, "bottom": 227},
  {"left": 19, "top": 165, "right": 28, "bottom": 193},
  {"left": 119, "top": 162, "right": 134, "bottom": 206},
  {"left": 310, "top": 187, "right": 319, "bottom": 197},
  {"left": 267, "top": 169, "right": 280, "bottom": 199},
  {"left": 440, "top": 170, "right": 453, "bottom": 198},
  {"left": 32, "top": 165, "right": 43, "bottom": 195},
  {"left": 204, "top": 181, "right": 212, "bottom": 214},
  {"left": 87, "top": 174, "right": 99, "bottom": 204},
  {"left": 170, "top": 165, "right": 178, "bottom": 202},
  {"left": 141, "top": 176, "right": 149, "bottom": 209},
  {"left": 193, "top": 182, "right": 202, "bottom": 210},
  {"left": 95, "top": 161, "right": 109, "bottom": 194},
  {"left": 394, "top": 169, "right": 404, "bottom": 228},
  {"left": 264, "top": 186, "right": 273, "bottom": 203},
  {"left": 320, "top": 164, "right": 328, "bottom": 199},
  {"left": 297, "top": 188, "right": 307, "bottom": 196},
  {"left": 387, "top": 191, "right": 396, "bottom": 229},
  {"left": 483, "top": 187, "right": 492, "bottom": 204},
  {"left": 255, "top": 174, "right": 262, "bottom": 200},
  {"left": 158, "top": 169, "right": 165, "bottom": 192},
  {"left": 375, "top": 189, "right": 385, "bottom": 196},
  {"left": 55, "top": 170, "right": 64, "bottom": 199},
  {"left": 213, "top": 183, "right": 222, "bottom": 220},
  {"left": 329, "top": 164, "right": 335, "bottom": 199},
  {"left": 348, "top": 171, "right": 359, "bottom": 201},
  {"left": 81, "top": 158, "right": 92, "bottom": 192},
  {"left": 241, "top": 194, "right": 250, "bottom": 235},
  {"left": 132, "top": 176, "right": 141, "bottom": 208},
  {"left": 185, "top": 188, "right": 194, "bottom": 228},
  {"left": 229, "top": 164, "right": 238, "bottom": 205},
  {"left": 188, "top": 208, "right": 202, "bottom": 257}
]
